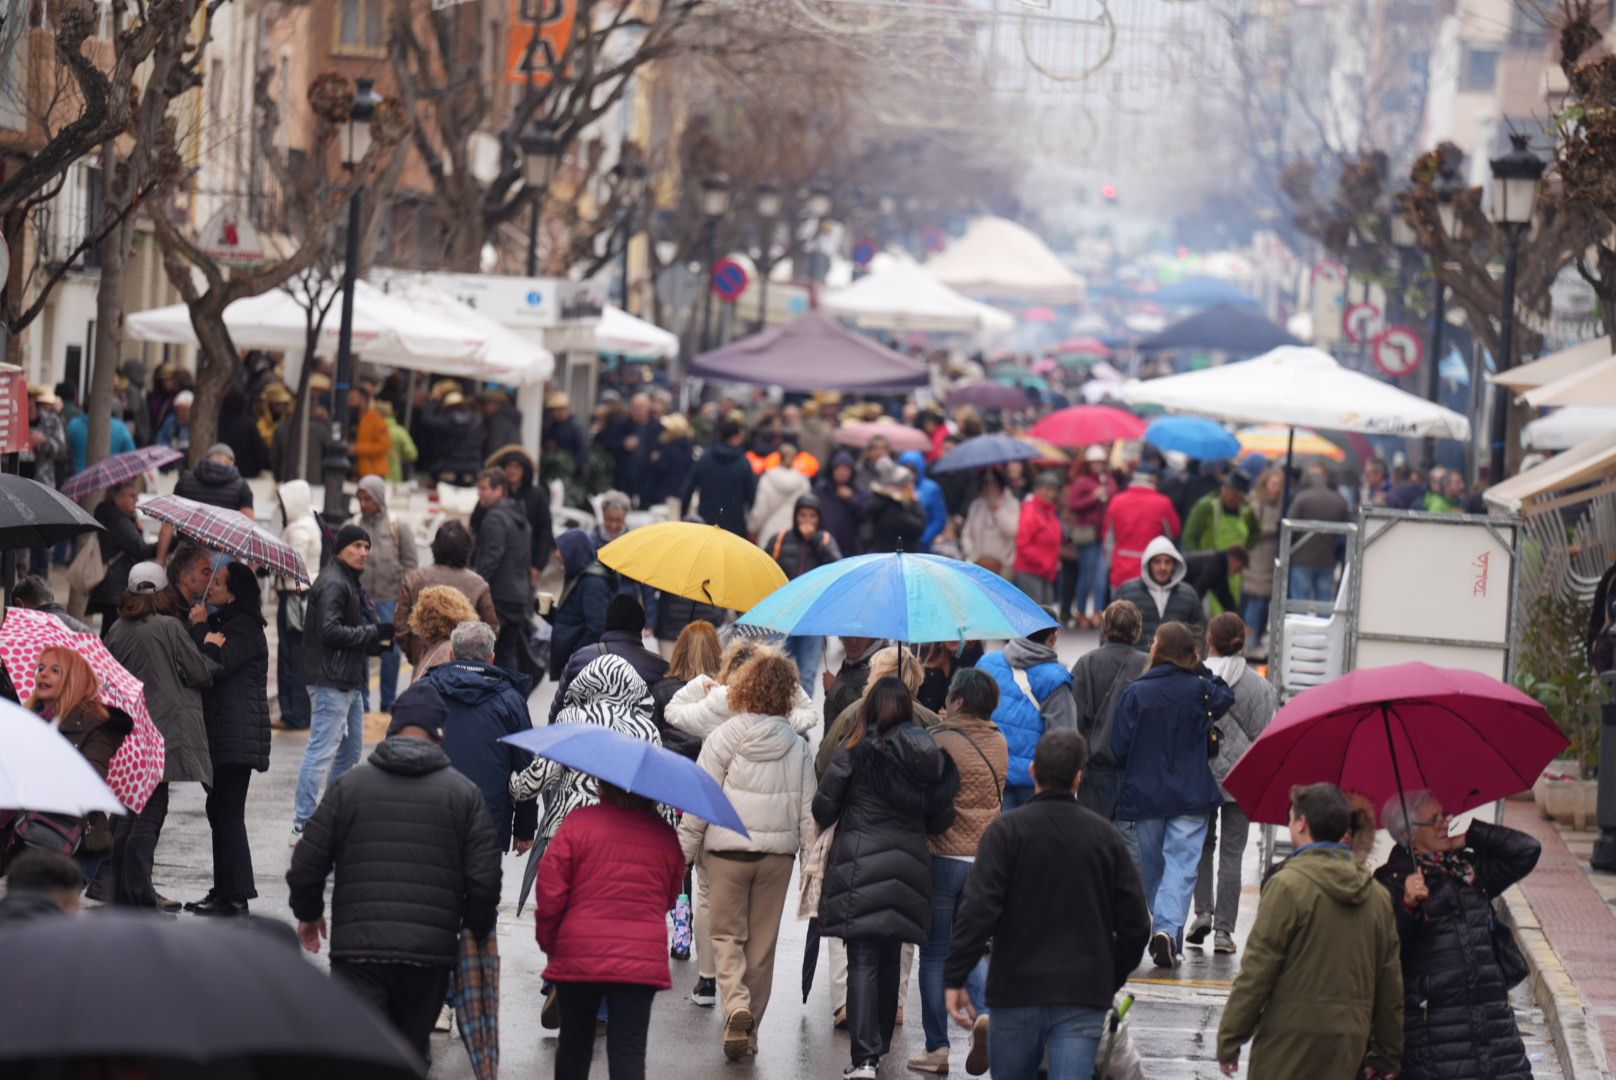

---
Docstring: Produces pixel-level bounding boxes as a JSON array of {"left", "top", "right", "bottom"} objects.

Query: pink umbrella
[
  {"left": 1224, "top": 662, "right": 1567, "bottom": 827},
  {"left": 0, "top": 608, "right": 165, "bottom": 812},
  {"left": 1029, "top": 405, "right": 1147, "bottom": 447},
  {"left": 1031, "top": 358, "right": 1058, "bottom": 375},
  {"left": 1057, "top": 336, "right": 1112, "bottom": 358},
  {"left": 834, "top": 419, "right": 932, "bottom": 453},
  {"left": 1021, "top": 307, "right": 1058, "bottom": 323}
]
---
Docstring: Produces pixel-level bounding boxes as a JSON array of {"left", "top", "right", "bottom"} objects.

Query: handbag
[
  {"left": 1490, "top": 906, "right": 1530, "bottom": 990},
  {"left": 283, "top": 591, "right": 308, "bottom": 633},
  {"left": 67, "top": 538, "right": 119, "bottom": 595},
  {"left": 1, "top": 809, "right": 85, "bottom": 864},
  {"left": 1202, "top": 680, "right": 1223, "bottom": 760}
]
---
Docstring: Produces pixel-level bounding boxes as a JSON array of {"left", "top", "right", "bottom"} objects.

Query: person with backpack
[
  {"left": 764, "top": 494, "right": 842, "bottom": 693},
  {"left": 1068, "top": 600, "right": 1148, "bottom": 820},
  {"left": 975, "top": 625, "right": 1077, "bottom": 811}
]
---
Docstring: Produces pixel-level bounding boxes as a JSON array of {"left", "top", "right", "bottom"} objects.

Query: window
[
  {"left": 83, "top": 165, "right": 103, "bottom": 270},
  {"left": 336, "top": 0, "right": 386, "bottom": 54},
  {"left": 1461, "top": 48, "right": 1499, "bottom": 92}
]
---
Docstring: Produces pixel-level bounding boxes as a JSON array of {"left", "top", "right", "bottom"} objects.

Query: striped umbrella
[
  {"left": 140, "top": 494, "right": 311, "bottom": 584},
  {"left": 59, "top": 446, "right": 184, "bottom": 500}
]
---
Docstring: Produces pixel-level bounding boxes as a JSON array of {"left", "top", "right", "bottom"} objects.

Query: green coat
[
  {"left": 1181, "top": 492, "right": 1255, "bottom": 613},
  {"left": 1217, "top": 846, "right": 1403, "bottom": 1080}
]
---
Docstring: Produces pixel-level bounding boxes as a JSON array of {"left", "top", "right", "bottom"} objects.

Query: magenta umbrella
[
  {"left": 1028, "top": 405, "right": 1147, "bottom": 447},
  {"left": 1224, "top": 662, "right": 1566, "bottom": 827}
]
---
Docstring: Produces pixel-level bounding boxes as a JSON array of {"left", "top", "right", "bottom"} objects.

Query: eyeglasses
[{"left": 1410, "top": 813, "right": 1448, "bottom": 828}]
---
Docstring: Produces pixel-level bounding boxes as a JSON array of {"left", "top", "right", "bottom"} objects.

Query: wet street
[{"left": 130, "top": 627, "right": 1564, "bottom": 1079}]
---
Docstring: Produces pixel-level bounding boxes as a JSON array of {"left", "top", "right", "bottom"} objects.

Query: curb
[{"left": 1498, "top": 882, "right": 1613, "bottom": 1080}]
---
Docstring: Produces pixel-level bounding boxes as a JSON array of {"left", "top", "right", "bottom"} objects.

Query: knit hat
[
  {"left": 604, "top": 593, "right": 646, "bottom": 634},
  {"left": 333, "top": 524, "right": 371, "bottom": 554},
  {"left": 206, "top": 443, "right": 235, "bottom": 462},
  {"left": 386, "top": 682, "right": 448, "bottom": 739}
]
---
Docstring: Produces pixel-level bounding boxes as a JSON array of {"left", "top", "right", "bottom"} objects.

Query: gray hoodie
[
  {"left": 356, "top": 475, "right": 418, "bottom": 601},
  {"left": 1115, "top": 535, "right": 1203, "bottom": 652},
  {"left": 1002, "top": 637, "right": 1079, "bottom": 733}
]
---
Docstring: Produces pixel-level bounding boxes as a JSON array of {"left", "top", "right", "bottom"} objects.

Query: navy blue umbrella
[
  {"left": 1136, "top": 303, "right": 1301, "bottom": 354},
  {"left": 930, "top": 433, "right": 1043, "bottom": 474}
]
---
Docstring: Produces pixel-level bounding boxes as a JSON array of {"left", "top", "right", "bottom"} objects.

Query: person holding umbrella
[
  {"left": 1374, "top": 790, "right": 1541, "bottom": 1079},
  {"left": 960, "top": 469, "right": 1020, "bottom": 576},
  {"left": 87, "top": 481, "right": 153, "bottom": 638},
  {"left": 1064, "top": 447, "right": 1117, "bottom": 628}
]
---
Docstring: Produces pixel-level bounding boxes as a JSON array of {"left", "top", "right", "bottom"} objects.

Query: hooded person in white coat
[
  {"left": 1114, "top": 535, "right": 1202, "bottom": 652},
  {"left": 679, "top": 652, "right": 816, "bottom": 1061},
  {"left": 276, "top": 480, "right": 324, "bottom": 730},
  {"left": 748, "top": 446, "right": 812, "bottom": 544}
]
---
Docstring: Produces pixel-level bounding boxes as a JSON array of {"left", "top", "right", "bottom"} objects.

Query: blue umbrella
[
  {"left": 930, "top": 434, "right": 1043, "bottom": 474},
  {"left": 1143, "top": 415, "right": 1241, "bottom": 460},
  {"left": 501, "top": 724, "right": 749, "bottom": 838},
  {"left": 737, "top": 551, "right": 1057, "bottom": 643}
]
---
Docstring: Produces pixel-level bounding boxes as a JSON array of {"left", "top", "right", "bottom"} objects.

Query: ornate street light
[
  {"left": 520, "top": 123, "right": 563, "bottom": 277},
  {"left": 1485, "top": 134, "right": 1547, "bottom": 483}
]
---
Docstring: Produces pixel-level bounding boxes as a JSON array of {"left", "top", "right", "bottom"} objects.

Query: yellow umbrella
[
  {"left": 597, "top": 521, "right": 788, "bottom": 612},
  {"left": 1235, "top": 425, "right": 1346, "bottom": 463},
  {"left": 1020, "top": 436, "right": 1070, "bottom": 464}
]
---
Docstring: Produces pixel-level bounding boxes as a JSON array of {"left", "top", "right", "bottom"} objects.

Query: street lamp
[
  {"left": 521, "top": 122, "right": 563, "bottom": 278},
  {"left": 323, "top": 78, "right": 381, "bottom": 525},
  {"left": 611, "top": 153, "right": 650, "bottom": 313},
  {"left": 698, "top": 172, "right": 730, "bottom": 352},
  {"left": 804, "top": 181, "right": 834, "bottom": 219},
  {"left": 754, "top": 183, "right": 782, "bottom": 332},
  {"left": 1486, "top": 133, "right": 1547, "bottom": 484}
]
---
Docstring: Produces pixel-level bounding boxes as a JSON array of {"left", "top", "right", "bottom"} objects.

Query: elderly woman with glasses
[{"left": 1373, "top": 790, "right": 1542, "bottom": 1080}]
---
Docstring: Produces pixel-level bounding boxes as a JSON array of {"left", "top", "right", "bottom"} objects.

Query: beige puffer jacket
[
  {"left": 928, "top": 717, "right": 1009, "bottom": 857},
  {"left": 679, "top": 711, "right": 816, "bottom": 861},
  {"left": 665, "top": 676, "right": 819, "bottom": 740}
]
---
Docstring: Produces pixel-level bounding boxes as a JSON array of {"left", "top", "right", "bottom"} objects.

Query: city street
[{"left": 128, "top": 627, "right": 1566, "bottom": 1079}]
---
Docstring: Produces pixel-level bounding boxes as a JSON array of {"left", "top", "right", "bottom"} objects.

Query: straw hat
[
  {"left": 262, "top": 383, "right": 294, "bottom": 404},
  {"left": 660, "top": 413, "right": 693, "bottom": 441},
  {"left": 546, "top": 391, "right": 572, "bottom": 410},
  {"left": 430, "top": 379, "right": 462, "bottom": 401},
  {"left": 485, "top": 443, "right": 535, "bottom": 469}
]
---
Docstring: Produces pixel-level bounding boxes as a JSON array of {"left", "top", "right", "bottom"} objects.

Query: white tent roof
[
  {"left": 922, "top": 217, "right": 1085, "bottom": 303},
  {"left": 822, "top": 258, "right": 1014, "bottom": 334},
  {"left": 1490, "top": 335, "right": 1611, "bottom": 392},
  {"left": 1523, "top": 352, "right": 1616, "bottom": 408},
  {"left": 126, "top": 280, "right": 554, "bottom": 384},
  {"left": 1522, "top": 406, "right": 1616, "bottom": 451},
  {"left": 1120, "top": 346, "right": 1471, "bottom": 440},
  {"left": 1485, "top": 426, "right": 1616, "bottom": 515},
  {"left": 596, "top": 305, "right": 679, "bottom": 360}
]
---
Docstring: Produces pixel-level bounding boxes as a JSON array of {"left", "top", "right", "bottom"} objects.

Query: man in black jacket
[
  {"left": 1069, "top": 601, "right": 1148, "bottom": 819},
  {"left": 765, "top": 493, "right": 842, "bottom": 693},
  {"left": 288, "top": 682, "right": 502, "bottom": 1060},
  {"left": 473, "top": 468, "right": 539, "bottom": 683},
  {"left": 1184, "top": 546, "right": 1249, "bottom": 618},
  {"left": 681, "top": 419, "right": 757, "bottom": 536},
  {"left": 547, "top": 593, "right": 667, "bottom": 723},
  {"left": 292, "top": 525, "right": 391, "bottom": 842},
  {"left": 157, "top": 443, "right": 255, "bottom": 563},
  {"left": 944, "top": 730, "right": 1150, "bottom": 1080}
]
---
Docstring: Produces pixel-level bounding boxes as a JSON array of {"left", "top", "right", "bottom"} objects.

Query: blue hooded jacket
[
  {"left": 899, "top": 450, "right": 948, "bottom": 552},
  {"left": 425, "top": 658, "right": 536, "bottom": 849}
]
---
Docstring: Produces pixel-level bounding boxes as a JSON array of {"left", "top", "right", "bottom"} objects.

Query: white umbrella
[
  {"left": 1522, "top": 353, "right": 1616, "bottom": 409},
  {"left": 0, "top": 699, "right": 124, "bottom": 816},
  {"left": 1522, "top": 406, "right": 1616, "bottom": 451},
  {"left": 596, "top": 305, "right": 679, "bottom": 361},
  {"left": 1121, "top": 346, "right": 1471, "bottom": 440},
  {"left": 823, "top": 258, "right": 1014, "bottom": 335}
]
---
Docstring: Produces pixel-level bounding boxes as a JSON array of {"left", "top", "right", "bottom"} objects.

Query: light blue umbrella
[
  {"left": 737, "top": 551, "right": 1057, "bottom": 643},
  {"left": 1142, "top": 415, "right": 1241, "bottom": 460}
]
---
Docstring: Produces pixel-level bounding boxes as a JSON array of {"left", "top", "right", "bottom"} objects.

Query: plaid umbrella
[
  {"left": 141, "top": 494, "right": 311, "bottom": 584},
  {"left": 453, "top": 930, "right": 499, "bottom": 1080},
  {"left": 59, "top": 446, "right": 184, "bottom": 500},
  {"left": 0, "top": 607, "right": 165, "bottom": 813}
]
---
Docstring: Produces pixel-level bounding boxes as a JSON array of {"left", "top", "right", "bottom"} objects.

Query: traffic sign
[
  {"left": 1343, "top": 302, "right": 1384, "bottom": 344},
  {"left": 1373, "top": 325, "right": 1424, "bottom": 378},
  {"left": 711, "top": 257, "right": 751, "bottom": 302},
  {"left": 852, "top": 237, "right": 878, "bottom": 267}
]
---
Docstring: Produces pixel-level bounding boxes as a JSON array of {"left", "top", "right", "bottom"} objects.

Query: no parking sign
[
  {"left": 1373, "top": 326, "right": 1424, "bottom": 378},
  {"left": 711, "top": 257, "right": 751, "bottom": 301}
]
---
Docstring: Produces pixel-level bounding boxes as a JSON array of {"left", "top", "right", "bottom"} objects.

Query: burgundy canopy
[{"left": 689, "top": 312, "right": 930, "bottom": 392}]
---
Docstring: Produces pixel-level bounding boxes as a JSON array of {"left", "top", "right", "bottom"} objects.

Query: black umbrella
[
  {"left": 0, "top": 911, "right": 424, "bottom": 1079},
  {"left": 801, "top": 917, "right": 823, "bottom": 1002},
  {"left": 1135, "top": 302, "right": 1302, "bottom": 354},
  {"left": 0, "top": 472, "right": 103, "bottom": 549}
]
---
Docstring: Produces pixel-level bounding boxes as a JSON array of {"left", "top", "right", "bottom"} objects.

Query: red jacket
[
  {"left": 1013, "top": 494, "right": 1062, "bottom": 581},
  {"left": 535, "top": 802, "right": 685, "bottom": 988},
  {"left": 1103, "top": 484, "right": 1182, "bottom": 587}
]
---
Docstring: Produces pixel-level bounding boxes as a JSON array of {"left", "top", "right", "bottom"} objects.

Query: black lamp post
[
  {"left": 698, "top": 172, "right": 729, "bottom": 352},
  {"left": 611, "top": 153, "right": 649, "bottom": 314},
  {"left": 1486, "top": 133, "right": 1547, "bottom": 485},
  {"left": 753, "top": 182, "right": 782, "bottom": 332},
  {"left": 803, "top": 181, "right": 834, "bottom": 283},
  {"left": 321, "top": 77, "right": 380, "bottom": 525},
  {"left": 520, "top": 123, "right": 563, "bottom": 278}
]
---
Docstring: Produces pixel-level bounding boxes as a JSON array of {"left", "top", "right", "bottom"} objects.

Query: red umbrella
[
  {"left": 1224, "top": 662, "right": 1567, "bottom": 827},
  {"left": 1029, "top": 405, "right": 1147, "bottom": 447}
]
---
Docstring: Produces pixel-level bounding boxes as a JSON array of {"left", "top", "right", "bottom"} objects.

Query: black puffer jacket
[
  {"left": 655, "top": 593, "right": 726, "bottom": 645},
  {"left": 173, "top": 458, "right": 253, "bottom": 512},
  {"left": 90, "top": 500, "right": 150, "bottom": 608},
  {"left": 286, "top": 736, "right": 503, "bottom": 965},
  {"left": 300, "top": 559, "right": 378, "bottom": 691},
  {"left": 473, "top": 497, "right": 533, "bottom": 625},
  {"left": 813, "top": 722, "right": 959, "bottom": 944},
  {"left": 1373, "top": 822, "right": 1542, "bottom": 1080},
  {"left": 649, "top": 676, "right": 704, "bottom": 760},
  {"left": 194, "top": 603, "right": 271, "bottom": 771}
]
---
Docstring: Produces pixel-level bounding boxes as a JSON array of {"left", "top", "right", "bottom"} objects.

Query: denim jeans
[
  {"left": 1288, "top": 565, "right": 1337, "bottom": 604},
  {"left": 1057, "top": 557, "right": 1079, "bottom": 622},
  {"left": 1116, "top": 814, "right": 1210, "bottom": 949},
  {"left": 1001, "top": 784, "right": 1035, "bottom": 812},
  {"left": 373, "top": 599, "right": 400, "bottom": 712},
  {"left": 1241, "top": 595, "right": 1270, "bottom": 645},
  {"left": 919, "top": 856, "right": 988, "bottom": 1052},
  {"left": 294, "top": 685, "right": 365, "bottom": 828},
  {"left": 783, "top": 635, "right": 824, "bottom": 695},
  {"left": 988, "top": 1003, "right": 1108, "bottom": 1080},
  {"left": 1075, "top": 541, "right": 1108, "bottom": 618}
]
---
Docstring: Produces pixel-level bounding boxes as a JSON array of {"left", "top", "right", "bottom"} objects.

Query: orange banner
[{"left": 505, "top": 0, "right": 576, "bottom": 85}]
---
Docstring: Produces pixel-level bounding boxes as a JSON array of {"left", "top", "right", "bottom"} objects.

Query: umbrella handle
[
  {"left": 1383, "top": 704, "right": 1413, "bottom": 852},
  {"left": 701, "top": 579, "right": 714, "bottom": 605}
]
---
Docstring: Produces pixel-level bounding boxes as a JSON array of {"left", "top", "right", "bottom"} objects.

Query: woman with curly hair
[
  {"left": 407, "top": 584, "right": 483, "bottom": 683},
  {"left": 678, "top": 652, "right": 817, "bottom": 1061}
]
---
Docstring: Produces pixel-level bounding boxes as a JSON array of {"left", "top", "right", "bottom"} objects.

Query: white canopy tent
[
  {"left": 922, "top": 217, "right": 1085, "bottom": 304},
  {"left": 1120, "top": 346, "right": 1471, "bottom": 439},
  {"left": 1522, "top": 353, "right": 1616, "bottom": 408},
  {"left": 822, "top": 257, "right": 1014, "bottom": 335},
  {"left": 596, "top": 305, "right": 679, "bottom": 360},
  {"left": 1522, "top": 406, "right": 1616, "bottom": 451},
  {"left": 1486, "top": 427, "right": 1616, "bottom": 515}
]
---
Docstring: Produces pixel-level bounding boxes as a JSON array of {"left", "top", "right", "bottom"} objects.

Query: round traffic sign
[
  {"left": 711, "top": 257, "right": 751, "bottom": 302},
  {"left": 852, "top": 237, "right": 878, "bottom": 267},
  {"left": 1343, "top": 302, "right": 1384, "bottom": 344},
  {"left": 1373, "top": 326, "right": 1424, "bottom": 378}
]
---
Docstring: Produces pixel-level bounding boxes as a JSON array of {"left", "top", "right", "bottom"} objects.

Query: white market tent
[
  {"left": 922, "top": 217, "right": 1085, "bottom": 304},
  {"left": 1523, "top": 353, "right": 1616, "bottom": 408},
  {"left": 1120, "top": 346, "right": 1472, "bottom": 440},
  {"left": 596, "top": 305, "right": 679, "bottom": 361},
  {"left": 126, "top": 280, "right": 554, "bottom": 384},
  {"left": 1522, "top": 406, "right": 1616, "bottom": 451},
  {"left": 1486, "top": 427, "right": 1616, "bottom": 515},
  {"left": 1489, "top": 335, "right": 1611, "bottom": 392},
  {"left": 822, "top": 258, "right": 1014, "bottom": 335}
]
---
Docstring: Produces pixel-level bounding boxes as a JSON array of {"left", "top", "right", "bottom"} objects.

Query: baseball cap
[{"left": 127, "top": 562, "right": 169, "bottom": 594}]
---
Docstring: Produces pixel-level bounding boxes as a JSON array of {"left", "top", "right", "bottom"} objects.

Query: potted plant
[{"left": 1516, "top": 588, "right": 1603, "bottom": 827}]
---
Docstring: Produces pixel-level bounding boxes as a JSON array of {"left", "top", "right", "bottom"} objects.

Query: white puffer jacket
[
  {"left": 277, "top": 479, "right": 323, "bottom": 593},
  {"left": 665, "top": 676, "right": 819, "bottom": 739},
  {"left": 679, "top": 711, "right": 815, "bottom": 861}
]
